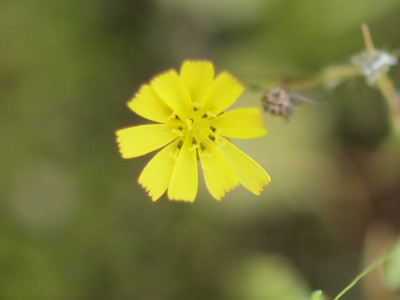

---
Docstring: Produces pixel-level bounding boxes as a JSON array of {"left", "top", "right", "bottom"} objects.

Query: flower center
[{"left": 172, "top": 105, "right": 219, "bottom": 155}]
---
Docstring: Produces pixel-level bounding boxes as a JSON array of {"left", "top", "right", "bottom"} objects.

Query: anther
[
  {"left": 206, "top": 111, "right": 217, "bottom": 118},
  {"left": 186, "top": 119, "right": 193, "bottom": 130},
  {"left": 208, "top": 135, "right": 216, "bottom": 142},
  {"left": 177, "top": 140, "right": 183, "bottom": 149},
  {"left": 210, "top": 126, "right": 217, "bottom": 133},
  {"left": 172, "top": 127, "right": 183, "bottom": 136},
  {"left": 167, "top": 113, "right": 180, "bottom": 121}
]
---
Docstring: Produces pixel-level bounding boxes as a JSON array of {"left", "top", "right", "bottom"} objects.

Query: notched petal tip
[
  {"left": 115, "top": 124, "right": 177, "bottom": 159},
  {"left": 127, "top": 84, "right": 172, "bottom": 123},
  {"left": 207, "top": 176, "right": 239, "bottom": 201},
  {"left": 180, "top": 60, "right": 215, "bottom": 105},
  {"left": 167, "top": 188, "right": 197, "bottom": 203},
  {"left": 252, "top": 174, "right": 271, "bottom": 196},
  {"left": 150, "top": 68, "right": 176, "bottom": 82},
  {"left": 210, "top": 186, "right": 236, "bottom": 201},
  {"left": 138, "top": 181, "right": 163, "bottom": 202},
  {"left": 217, "top": 139, "right": 270, "bottom": 196},
  {"left": 204, "top": 71, "right": 245, "bottom": 114},
  {"left": 148, "top": 191, "right": 163, "bottom": 202},
  {"left": 168, "top": 196, "right": 196, "bottom": 203},
  {"left": 180, "top": 59, "right": 214, "bottom": 70},
  {"left": 115, "top": 128, "right": 133, "bottom": 159}
]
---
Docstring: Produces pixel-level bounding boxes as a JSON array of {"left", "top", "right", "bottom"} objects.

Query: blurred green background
[{"left": 1, "top": 0, "right": 400, "bottom": 299}]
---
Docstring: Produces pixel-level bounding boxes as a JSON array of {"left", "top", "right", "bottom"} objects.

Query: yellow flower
[{"left": 116, "top": 60, "right": 270, "bottom": 202}]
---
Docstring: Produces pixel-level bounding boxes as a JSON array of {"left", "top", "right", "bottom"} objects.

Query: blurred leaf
[
  {"left": 310, "top": 290, "right": 329, "bottom": 300},
  {"left": 383, "top": 238, "right": 400, "bottom": 290},
  {"left": 1, "top": 0, "right": 400, "bottom": 299},
  {"left": 223, "top": 254, "right": 311, "bottom": 300},
  {"left": 155, "top": 0, "right": 278, "bottom": 28}
]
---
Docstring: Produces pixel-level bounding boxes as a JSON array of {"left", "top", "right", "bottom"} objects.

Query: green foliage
[
  {"left": 1, "top": 0, "right": 400, "bottom": 299},
  {"left": 224, "top": 254, "right": 311, "bottom": 300},
  {"left": 310, "top": 290, "right": 328, "bottom": 300},
  {"left": 384, "top": 239, "right": 400, "bottom": 290}
]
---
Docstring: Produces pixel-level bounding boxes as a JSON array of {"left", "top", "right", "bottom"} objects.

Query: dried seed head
[{"left": 262, "top": 87, "right": 324, "bottom": 120}]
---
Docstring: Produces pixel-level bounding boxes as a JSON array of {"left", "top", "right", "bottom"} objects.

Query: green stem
[
  {"left": 285, "top": 65, "right": 361, "bottom": 91},
  {"left": 361, "top": 23, "right": 400, "bottom": 135},
  {"left": 376, "top": 75, "right": 400, "bottom": 134},
  {"left": 333, "top": 247, "right": 399, "bottom": 300}
]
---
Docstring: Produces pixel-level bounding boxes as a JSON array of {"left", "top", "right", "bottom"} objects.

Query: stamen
[
  {"left": 198, "top": 143, "right": 212, "bottom": 158},
  {"left": 189, "top": 137, "right": 199, "bottom": 151},
  {"left": 193, "top": 102, "right": 203, "bottom": 109},
  {"left": 177, "top": 140, "right": 183, "bottom": 149},
  {"left": 202, "top": 113, "right": 208, "bottom": 119},
  {"left": 170, "top": 148, "right": 179, "bottom": 161},
  {"left": 186, "top": 119, "right": 193, "bottom": 130},
  {"left": 193, "top": 106, "right": 199, "bottom": 112},
  {"left": 167, "top": 113, "right": 181, "bottom": 121},
  {"left": 206, "top": 111, "right": 217, "bottom": 118},
  {"left": 209, "top": 126, "right": 217, "bottom": 133},
  {"left": 208, "top": 135, "right": 216, "bottom": 142},
  {"left": 172, "top": 127, "right": 184, "bottom": 136}
]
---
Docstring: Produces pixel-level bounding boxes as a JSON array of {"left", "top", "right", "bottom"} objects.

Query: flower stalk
[
  {"left": 260, "top": 24, "right": 400, "bottom": 133},
  {"left": 359, "top": 24, "right": 400, "bottom": 134}
]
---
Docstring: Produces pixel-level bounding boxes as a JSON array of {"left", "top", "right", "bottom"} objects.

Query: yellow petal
[
  {"left": 150, "top": 70, "right": 192, "bottom": 119},
  {"left": 167, "top": 137, "right": 198, "bottom": 202},
  {"left": 138, "top": 141, "right": 178, "bottom": 201},
  {"left": 199, "top": 141, "right": 239, "bottom": 200},
  {"left": 203, "top": 72, "right": 244, "bottom": 115},
  {"left": 217, "top": 138, "right": 270, "bottom": 195},
  {"left": 127, "top": 84, "right": 173, "bottom": 123},
  {"left": 211, "top": 108, "right": 267, "bottom": 139},
  {"left": 180, "top": 60, "right": 214, "bottom": 105},
  {"left": 116, "top": 124, "right": 177, "bottom": 159}
]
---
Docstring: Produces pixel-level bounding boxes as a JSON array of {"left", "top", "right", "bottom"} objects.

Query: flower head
[
  {"left": 352, "top": 50, "right": 397, "bottom": 85},
  {"left": 262, "top": 87, "right": 325, "bottom": 120},
  {"left": 351, "top": 23, "right": 398, "bottom": 86},
  {"left": 116, "top": 60, "right": 270, "bottom": 202}
]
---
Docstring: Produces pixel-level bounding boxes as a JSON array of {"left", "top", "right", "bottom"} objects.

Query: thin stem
[
  {"left": 333, "top": 247, "right": 399, "bottom": 300},
  {"left": 280, "top": 65, "right": 361, "bottom": 92},
  {"left": 333, "top": 257, "right": 384, "bottom": 300},
  {"left": 377, "top": 75, "right": 400, "bottom": 133},
  {"left": 361, "top": 23, "right": 400, "bottom": 134},
  {"left": 361, "top": 23, "right": 375, "bottom": 50}
]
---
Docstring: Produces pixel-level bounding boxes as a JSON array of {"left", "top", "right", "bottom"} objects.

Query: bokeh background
[{"left": 1, "top": 0, "right": 400, "bottom": 299}]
